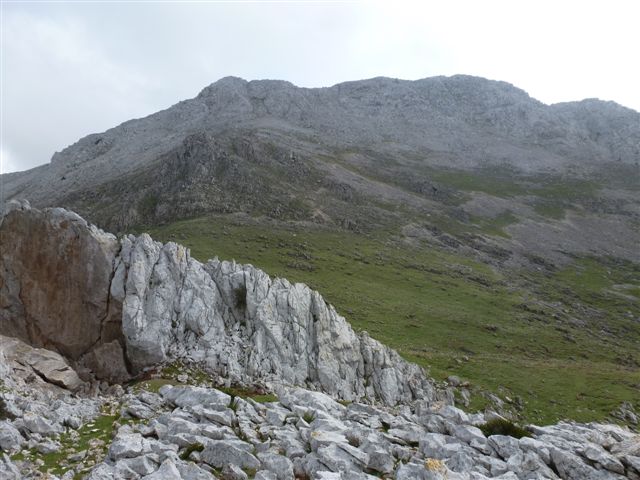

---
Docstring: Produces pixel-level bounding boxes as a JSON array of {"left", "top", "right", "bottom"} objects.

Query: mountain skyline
[
  {"left": 3, "top": 73, "right": 639, "bottom": 176},
  {"left": 2, "top": 0, "right": 639, "bottom": 173}
]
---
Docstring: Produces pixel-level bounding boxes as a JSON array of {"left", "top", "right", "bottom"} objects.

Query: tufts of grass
[
  {"left": 131, "top": 378, "right": 179, "bottom": 393},
  {"left": 220, "top": 386, "right": 278, "bottom": 403},
  {"left": 180, "top": 442, "right": 205, "bottom": 460},
  {"left": 12, "top": 412, "right": 123, "bottom": 478},
  {"left": 479, "top": 418, "right": 531, "bottom": 439},
  {"left": 302, "top": 411, "right": 316, "bottom": 424}
]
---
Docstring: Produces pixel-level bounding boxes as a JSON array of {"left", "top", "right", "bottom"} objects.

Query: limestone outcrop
[{"left": 0, "top": 202, "right": 439, "bottom": 406}]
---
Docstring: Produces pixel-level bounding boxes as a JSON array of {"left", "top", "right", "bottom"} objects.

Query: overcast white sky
[{"left": 1, "top": 0, "right": 639, "bottom": 174}]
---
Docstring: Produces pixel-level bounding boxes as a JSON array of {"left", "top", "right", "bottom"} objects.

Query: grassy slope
[{"left": 142, "top": 216, "right": 639, "bottom": 426}]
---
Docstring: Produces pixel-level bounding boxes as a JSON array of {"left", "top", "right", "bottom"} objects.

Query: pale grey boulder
[
  {"left": 109, "top": 431, "right": 146, "bottom": 460},
  {"left": 257, "top": 451, "right": 294, "bottom": 480},
  {"left": 176, "top": 461, "right": 217, "bottom": 480},
  {"left": 22, "top": 412, "right": 63, "bottom": 436},
  {"left": 159, "top": 385, "right": 231, "bottom": 410},
  {"left": 488, "top": 435, "right": 522, "bottom": 461},
  {"left": 35, "top": 439, "right": 61, "bottom": 454},
  {"left": 24, "top": 347, "right": 83, "bottom": 391},
  {"left": 510, "top": 450, "right": 559, "bottom": 479},
  {"left": 396, "top": 461, "right": 445, "bottom": 480},
  {"left": 142, "top": 458, "right": 182, "bottom": 480},
  {"left": 551, "top": 448, "right": 627, "bottom": 480},
  {"left": 221, "top": 464, "right": 249, "bottom": 480},
  {"left": 255, "top": 471, "right": 278, "bottom": 480},
  {"left": 579, "top": 443, "right": 625, "bottom": 474},
  {"left": 0, "top": 421, "right": 24, "bottom": 452},
  {"left": 201, "top": 440, "right": 260, "bottom": 469},
  {"left": 115, "top": 455, "right": 159, "bottom": 476}
]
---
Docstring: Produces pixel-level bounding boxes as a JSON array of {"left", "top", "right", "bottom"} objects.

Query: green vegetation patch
[
  {"left": 11, "top": 411, "right": 121, "bottom": 478},
  {"left": 479, "top": 418, "right": 531, "bottom": 439},
  {"left": 220, "top": 386, "right": 278, "bottom": 404},
  {"left": 180, "top": 442, "right": 205, "bottom": 460},
  {"left": 140, "top": 216, "right": 640, "bottom": 426}
]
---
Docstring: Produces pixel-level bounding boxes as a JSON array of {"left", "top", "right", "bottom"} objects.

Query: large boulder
[
  {"left": 24, "top": 346, "right": 83, "bottom": 391},
  {"left": 0, "top": 201, "right": 123, "bottom": 360}
]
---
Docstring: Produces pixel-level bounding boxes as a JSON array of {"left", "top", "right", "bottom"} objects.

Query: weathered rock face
[
  {"left": 0, "top": 202, "right": 440, "bottom": 406},
  {"left": 0, "top": 200, "right": 123, "bottom": 360}
]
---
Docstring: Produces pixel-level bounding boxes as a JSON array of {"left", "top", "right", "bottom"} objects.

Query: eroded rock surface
[
  {"left": 1, "top": 202, "right": 438, "bottom": 406},
  {"left": 0, "top": 200, "right": 123, "bottom": 360}
]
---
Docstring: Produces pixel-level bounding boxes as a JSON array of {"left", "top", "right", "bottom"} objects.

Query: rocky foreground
[
  {"left": 0, "top": 201, "right": 639, "bottom": 479},
  {"left": 1, "top": 336, "right": 639, "bottom": 480}
]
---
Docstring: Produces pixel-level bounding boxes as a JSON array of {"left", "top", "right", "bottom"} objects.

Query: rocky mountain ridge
[{"left": 2, "top": 75, "right": 639, "bottom": 234}]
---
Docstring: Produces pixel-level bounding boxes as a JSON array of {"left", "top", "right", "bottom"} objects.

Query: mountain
[
  {"left": 1, "top": 75, "right": 639, "bottom": 427},
  {"left": 2, "top": 76, "right": 639, "bottom": 257}
]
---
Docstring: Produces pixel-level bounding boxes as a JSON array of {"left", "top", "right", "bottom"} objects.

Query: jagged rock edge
[{"left": 0, "top": 201, "right": 444, "bottom": 407}]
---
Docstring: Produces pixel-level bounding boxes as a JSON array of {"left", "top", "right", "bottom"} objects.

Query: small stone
[
  {"left": 68, "top": 450, "right": 88, "bottom": 462},
  {"left": 221, "top": 464, "right": 248, "bottom": 480},
  {"left": 446, "top": 375, "right": 461, "bottom": 387},
  {"left": 0, "top": 422, "right": 24, "bottom": 452}
]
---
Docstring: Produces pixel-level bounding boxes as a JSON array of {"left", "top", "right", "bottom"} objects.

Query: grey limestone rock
[
  {"left": 0, "top": 421, "right": 24, "bottom": 452},
  {"left": 201, "top": 440, "right": 261, "bottom": 469},
  {"left": 109, "top": 431, "right": 146, "bottom": 460},
  {"left": 0, "top": 453, "right": 22, "bottom": 480},
  {"left": 256, "top": 451, "right": 294, "bottom": 480},
  {"left": 22, "top": 412, "right": 63, "bottom": 436},
  {"left": 0, "top": 205, "right": 123, "bottom": 362},
  {"left": 142, "top": 458, "right": 183, "bottom": 480},
  {"left": 221, "top": 463, "right": 249, "bottom": 480},
  {"left": 0, "top": 205, "right": 442, "bottom": 407},
  {"left": 24, "top": 347, "right": 84, "bottom": 392}
]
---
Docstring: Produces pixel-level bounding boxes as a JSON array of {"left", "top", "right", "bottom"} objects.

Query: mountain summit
[{"left": 3, "top": 75, "right": 639, "bottom": 229}]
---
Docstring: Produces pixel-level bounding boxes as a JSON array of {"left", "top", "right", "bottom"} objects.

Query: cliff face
[{"left": 0, "top": 200, "right": 440, "bottom": 406}]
